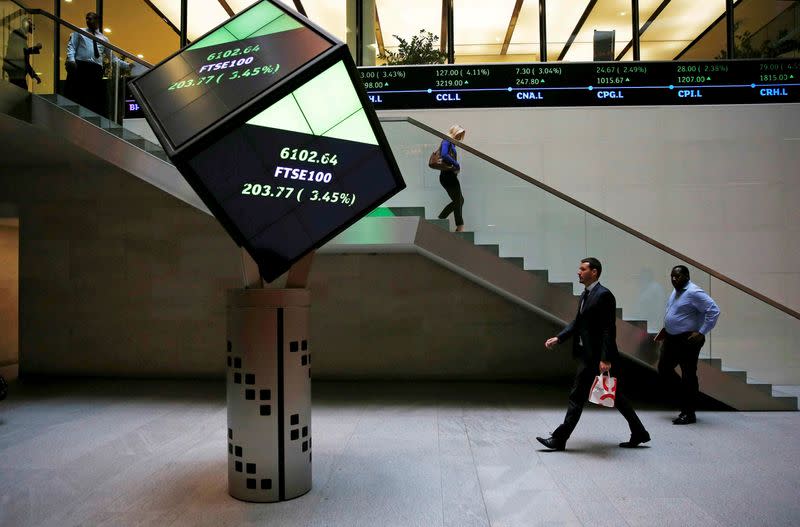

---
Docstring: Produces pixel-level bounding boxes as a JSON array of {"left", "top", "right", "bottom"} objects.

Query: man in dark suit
[{"left": 537, "top": 257, "right": 650, "bottom": 451}]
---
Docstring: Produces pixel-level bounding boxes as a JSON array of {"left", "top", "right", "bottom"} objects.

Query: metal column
[{"left": 226, "top": 288, "right": 312, "bottom": 502}]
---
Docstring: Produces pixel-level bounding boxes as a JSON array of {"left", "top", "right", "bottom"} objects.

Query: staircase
[
  {"left": 323, "top": 206, "right": 798, "bottom": 411},
  {"left": 3, "top": 82, "right": 797, "bottom": 411}
]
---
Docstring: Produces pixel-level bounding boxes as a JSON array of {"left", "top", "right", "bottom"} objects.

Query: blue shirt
[
  {"left": 66, "top": 28, "right": 113, "bottom": 66},
  {"left": 664, "top": 281, "right": 720, "bottom": 335},
  {"left": 440, "top": 139, "right": 460, "bottom": 170}
]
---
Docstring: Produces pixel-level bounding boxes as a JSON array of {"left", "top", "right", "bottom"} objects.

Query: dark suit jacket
[{"left": 557, "top": 283, "right": 619, "bottom": 364}]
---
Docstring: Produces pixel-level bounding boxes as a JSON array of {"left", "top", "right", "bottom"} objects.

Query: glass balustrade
[{"left": 378, "top": 118, "right": 799, "bottom": 385}]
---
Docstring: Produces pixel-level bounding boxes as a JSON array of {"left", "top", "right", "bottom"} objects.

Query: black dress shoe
[
  {"left": 673, "top": 413, "right": 696, "bottom": 425},
  {"left": 619, "top": 431, "right": 651, "bottom": 448},
  {"left": 536, "top": 436, "right": 566, "bottom": 451}
]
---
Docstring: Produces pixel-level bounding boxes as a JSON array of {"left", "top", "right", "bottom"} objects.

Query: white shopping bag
[{"left": 588, "top": 371, "right": 617, "bottom": 407}]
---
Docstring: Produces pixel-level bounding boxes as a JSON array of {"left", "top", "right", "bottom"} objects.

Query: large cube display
[{"left": 129, "top": 0, "right": 405, "bottom": 281}]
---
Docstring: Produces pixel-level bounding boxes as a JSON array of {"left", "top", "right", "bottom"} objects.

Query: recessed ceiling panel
[
  {"left": 376, "top": 0, "right": 443, "bottom": 54},
  {"left": 509, "top": 1, "right": 540, "bottom": 57},
  {"left": 545, "top": 0, "right": 592, "bottom": 61}
]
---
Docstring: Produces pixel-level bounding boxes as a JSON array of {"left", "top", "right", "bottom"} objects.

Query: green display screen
[
  {"left": 131, "top": 0, "right": 333, "bottom": 149},
  {"left": 185, "top": 60, "right": 405, "bottom": 281}
]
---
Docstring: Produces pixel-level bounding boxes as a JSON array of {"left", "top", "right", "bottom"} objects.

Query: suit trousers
[
  {"left": 66, "top": 60, "right": 105, "bottom": 117},
  {"left": 658, "top": 331, "right": 704, "bottom": 415},
  {"left": 553, "top": 357, "right": 646, "bottom": 442}
]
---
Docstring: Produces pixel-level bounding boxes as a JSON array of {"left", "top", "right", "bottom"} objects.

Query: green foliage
[
  {"left": 380, "top": 30, "right": 447, "bottom": 65},
  {"left": 716, "top": 20, "right": 800, "bottom": 59}
]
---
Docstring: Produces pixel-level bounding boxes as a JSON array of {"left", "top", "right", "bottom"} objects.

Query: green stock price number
[
  {"left": 280, "top": 147, "right": 338, "bottom": 165},
  {"left": 241, "top": 184, "right": 357, "bottom": 207},
  {"left": 206, "top": 44, "right": 261, "bottom": 61}
]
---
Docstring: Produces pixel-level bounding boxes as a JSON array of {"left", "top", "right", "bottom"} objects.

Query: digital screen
[
  {"left": 359, "top": 59, "right": 800, "bottom": 109},
  {"left": 184, "top": 60, "right": 404, "bottom": 281},
  {"left": 130, "top": 0, "right": 332, "bottom": 149}
]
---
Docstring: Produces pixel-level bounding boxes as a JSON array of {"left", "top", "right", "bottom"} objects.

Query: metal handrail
[
  {"left": 8, "top": 0, "right": 153, "bottom": 68},
  {"left": 381, "top": 115, "right": 800, "bottom": 321}
]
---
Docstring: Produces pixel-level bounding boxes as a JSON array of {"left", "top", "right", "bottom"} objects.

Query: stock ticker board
[
  {"left": 129, "top": 1, "right": 404, "bottom": 281},
  {"left": 126, "top": 59, "right": 799, "bottom": 119},
  {"left": 357, "top": 59, "right": 800, "bottom": 109}
]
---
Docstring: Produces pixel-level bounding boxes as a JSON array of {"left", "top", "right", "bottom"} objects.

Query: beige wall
[
  {"left": 0, "top": 222, "right": 19, "bottom": 368},
  {"left": 0, "top": 113, "right": 568, "bottom": 380}
]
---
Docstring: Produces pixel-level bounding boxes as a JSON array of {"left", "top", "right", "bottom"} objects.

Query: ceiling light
[
  {"left": 137, "top": 54, "right": 144, "bottom": 58},
  {"left": 619, "top": 11, "right": 627, "bottom": 16},
  {"left": 103, "top": 27, "right": 111, "bottom": 33}
]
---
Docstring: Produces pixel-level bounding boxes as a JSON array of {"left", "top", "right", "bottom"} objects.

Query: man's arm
[
  {"left": 691, "top": 289, "right": 720, "bottom": 335},
  {"left": 545, "top": 319, "right": 575, "bottom": 349},
  {"left": 65, "top": 32, "right": 77, "bottom": 63}
]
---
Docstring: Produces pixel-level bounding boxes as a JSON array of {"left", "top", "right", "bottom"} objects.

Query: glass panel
[
  {"left": 584, "top": 215, "right": 710, "bottom": 360},
  {"left": 58, "top": 21, "right": 134, "bottom": 121},
  {"left": 637, "top": 0, "right": 726, "bottom": 61},
  {"left": 29, "top": 12, "right": 55, "bottom": 94},
  {"left": 302, "top": 0, "right": 346, "bottom": 43},
  {"left": 732, "top": 0, "right": 800, "bottom": 59},
  {"left": 507, "top": 0, "right": 540, "bottom": 62},
  {"left": 378, "top": 118, "right": 800, "bottom": 386},
  {"left": 560, "top": 0, "right": 634, "bottom": 62},
  {"left": 453, "top": 0, "right": 518, "bottom": 61},
  {"left": 546, "top": 0, "right": 592, "bottom": 61},
  {"left": 375, "top": 0, "right": 441, "bottom": 65},
  {"left": 18, "top": 0, "right": 54, "bottom": 11},
  {"left": 380, "top": 119, "right": 589, "bottom": 289},
  {"left": 103, "top": 0, "right": 179, "bottom": 64},
  {"left": 187, "top": 0, "right": 228, "bottom": 41},
  {"left": 710, "top": 277, "right": 800, "bottom": 384},
  {"left": 59, "top": 0, "right": 95, "bottom": 29},
  {"left": 1, "top": 2, "right": 29, "bottom": 87}
]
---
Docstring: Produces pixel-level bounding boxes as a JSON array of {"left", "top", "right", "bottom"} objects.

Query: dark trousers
[
  {"left": 437, "top": 171, "right": 464, "bottom": 226},
  {"left": 658, "top": 331, "right": 704, "bottom": 415},
  {"left": 66, "top": 60, "right": 105, "bottom": 117},
  {"left": 553, "top": 358, "right": 646, "bottom": 442}
]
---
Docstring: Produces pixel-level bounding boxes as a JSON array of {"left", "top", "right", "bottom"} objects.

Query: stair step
[
  {"left": 150, "top": 150, "right": 171, "bottom": 163},
  {"left": 501, "top": 256, "right": 524, "bottom": 269},
  {"left": 527, "top": 269, "right": 548, "bottom": 281},
  {"left": 722, "top": 370, "right": 747, "bottom": 382},
  {"left": 453, "top": 231, "right": 474, "bottom": 244},
  {"left": 425, "top": 218, "right": 450, "bottom": 231},
  {"left": 625, "top": 319, "right": 648, "bottom": 329},
  {"left": 388, "top": 207, "right": 425, "bottom": 217},
  {"left": 552, "top": 282, "right": 573, "bottom": 293},
  {"left": 125, "top": 138, "right": 147, "bottom": 149},
  {"left": 700, "top": 358, "right": 723, "bottom": 369},
  {"left": 748, "top": 383, "right": 774, "bottom": 396},
  {"left": 475, "top": 244, "right": 499, "bottom": 256},
  {"left": 39, "top": 93, "right": 73, "bottom": 106},
  {"left": 84, "top": 116, "right": 103, "bottom": 127}
]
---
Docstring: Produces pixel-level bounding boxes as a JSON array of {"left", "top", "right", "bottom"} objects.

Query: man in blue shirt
[
  {"left": 65, "top": 12, "right": 127, "bottom": 116},
  {"left": 656, "top": 265, "right": 720, "bottom": 425}
]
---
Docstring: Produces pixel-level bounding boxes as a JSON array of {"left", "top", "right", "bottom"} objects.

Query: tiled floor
[{"left": 0, "top": 379, "right": 798, "bottom": 527}]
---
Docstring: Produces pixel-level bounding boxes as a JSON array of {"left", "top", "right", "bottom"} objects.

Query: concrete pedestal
[{"left": 226, "top": 288, "right": 312, "bottom": 502}]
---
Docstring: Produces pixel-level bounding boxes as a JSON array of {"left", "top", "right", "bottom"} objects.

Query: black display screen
[
  {"left": 130, "top": 1, "right": 332, "bottom": 149},
  {"left": 182, "top": 59, "right": 405, "bottom": 281},
  {"left": 359, "top": 59, "right": 800, "bottom": 109}
]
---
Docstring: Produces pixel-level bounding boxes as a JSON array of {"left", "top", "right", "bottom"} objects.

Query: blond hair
[{"left": 447, "top": 125, "right": 465, "bottom": 140}]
